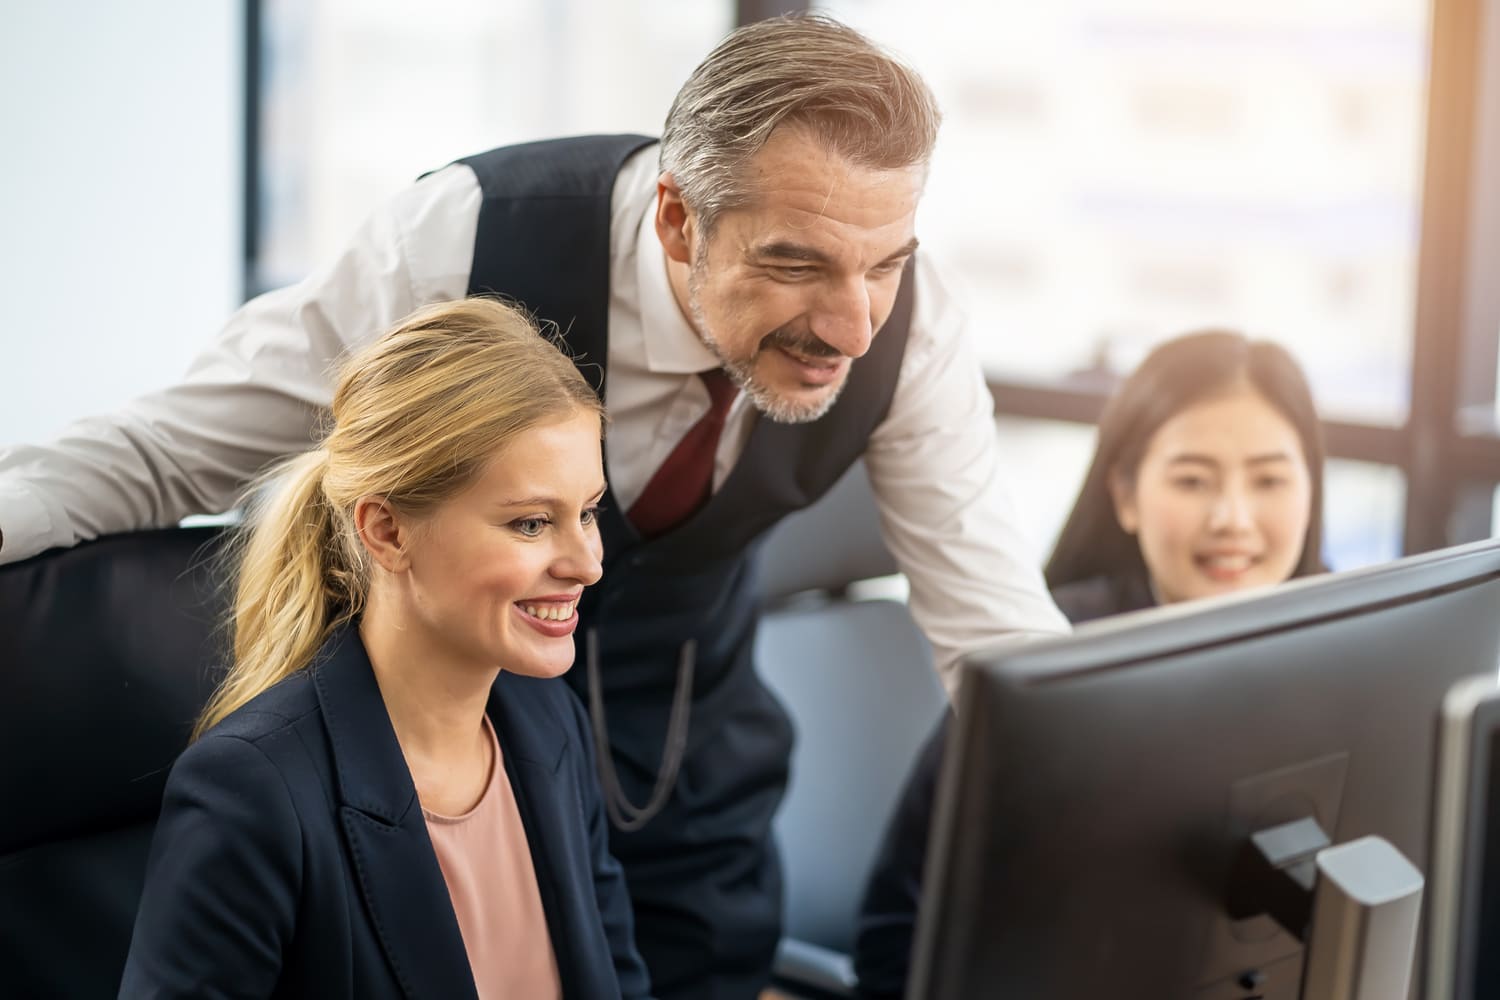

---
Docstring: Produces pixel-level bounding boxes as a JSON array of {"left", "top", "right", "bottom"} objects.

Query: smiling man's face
[{"left": 660, "top": 127, "right": 923, "bottom": 423}]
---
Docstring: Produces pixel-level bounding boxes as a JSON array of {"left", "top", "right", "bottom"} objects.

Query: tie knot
[{"left": 699, "top": 369, "right": 737, "bottom": 418}]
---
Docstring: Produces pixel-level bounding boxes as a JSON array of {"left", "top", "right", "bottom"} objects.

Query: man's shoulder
[{"left": 457, "top": 134, "right": 659, "bottom": 198}]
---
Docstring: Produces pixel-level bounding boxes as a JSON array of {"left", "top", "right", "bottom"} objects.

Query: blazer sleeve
[
  {"left": 567, "top": 693, "right": 654, "bottom": 1000},
  {"left": 119, "top": 732, "right": 302, "bottom": 999}
]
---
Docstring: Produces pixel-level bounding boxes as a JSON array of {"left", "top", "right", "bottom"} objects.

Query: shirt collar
[{"left": 633, "top": 197, "right": 721, "bottom": 375}]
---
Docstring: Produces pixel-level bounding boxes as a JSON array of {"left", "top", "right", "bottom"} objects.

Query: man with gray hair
[{"left": 0, "top": 13, "right": 1067, "bottom": 998}]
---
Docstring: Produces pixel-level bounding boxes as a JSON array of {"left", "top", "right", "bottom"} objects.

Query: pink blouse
[{"left": 423, "top": 716, "right": 563, "bottom": 1000}]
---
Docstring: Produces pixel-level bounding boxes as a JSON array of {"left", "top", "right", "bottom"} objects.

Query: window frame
[{"left": 245, "top": 0, "right": 1500, "bottom": 555}]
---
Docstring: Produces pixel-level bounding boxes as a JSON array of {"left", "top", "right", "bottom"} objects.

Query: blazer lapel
[
  {"left": 486, "top": 674, "right": 586, "bottom": 997},
  {"left": 313, "top": 628, "right": 479, "bottom": 1000}
]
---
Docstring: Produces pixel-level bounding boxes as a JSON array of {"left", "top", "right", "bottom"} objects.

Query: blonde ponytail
[{"left": 194, "top": 449, "right": 365, "bottom": 739}]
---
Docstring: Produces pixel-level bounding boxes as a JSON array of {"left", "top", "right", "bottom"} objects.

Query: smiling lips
[
  {"left": 516, "top": 597, "right": 580, "bottom": 637},
  {"left": 775, "top": 346, "right": 846, "bottom": 386},
  {"left": 1196, "top": 552, "right": 1259, "bottom": 581}
]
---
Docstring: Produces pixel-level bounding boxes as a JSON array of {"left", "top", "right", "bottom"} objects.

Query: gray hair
[{"left": 660, "top": 13, "right": 942, "bottom": 232}]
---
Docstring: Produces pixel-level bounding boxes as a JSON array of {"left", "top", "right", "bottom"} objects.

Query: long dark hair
[{"left": 1045, "top": 330, "right": 1326, "bottom": 591}]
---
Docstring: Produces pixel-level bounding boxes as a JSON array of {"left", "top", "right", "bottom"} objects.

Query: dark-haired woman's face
[{"left": 1110, "top": 385, "right": 1312, "bottom": 605}]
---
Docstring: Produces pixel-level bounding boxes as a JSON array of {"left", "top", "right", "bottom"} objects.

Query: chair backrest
[
  {"left": 753, "top": 461, "right": 948, "bottom": 991},
  {"left": 0, "top": 528, "right": 230, "bottom": 996},
  {"left": 755, "top": 459, "right": 899, "bottom": 607}
]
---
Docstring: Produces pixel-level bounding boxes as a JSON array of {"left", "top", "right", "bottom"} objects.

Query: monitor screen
[{"left": 909, "top": 539, "right": 1500, "bottom": 999}]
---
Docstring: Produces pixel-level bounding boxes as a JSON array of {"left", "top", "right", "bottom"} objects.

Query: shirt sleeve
[
  {"left": 118, "top": 733, "right": 302, "bottom": 999},
  {"left": 865, "top": 253, "right": 1071, "bottom": 691},
  {"left": 0, "top": 165, "right": 481, "bottom": 565}
]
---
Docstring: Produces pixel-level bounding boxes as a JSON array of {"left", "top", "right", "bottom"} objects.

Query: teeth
[
  {"left": 520, "top": 601, "right": 576, "bottom": 622},
  {"left": 1202, "top": 555, "right": 1252, "bottom": 572}
]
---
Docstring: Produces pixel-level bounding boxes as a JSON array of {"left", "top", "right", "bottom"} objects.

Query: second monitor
[{"left": 909, "top": 538, "right": 1500, "bottom": 999}]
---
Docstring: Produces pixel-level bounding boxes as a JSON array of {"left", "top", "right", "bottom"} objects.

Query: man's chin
[{"left": 744, "top": 376, "right": 845, "bottom": 424}]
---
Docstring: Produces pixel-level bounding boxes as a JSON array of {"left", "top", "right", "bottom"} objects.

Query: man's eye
[
  {"left": 512, "top": 517, "right": 548, "bottom": 537},
  {"left": 774, "top": 265, "right": 816, "bottom": 279}
]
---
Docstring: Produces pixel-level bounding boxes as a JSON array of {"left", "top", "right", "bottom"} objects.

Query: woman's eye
[
  {"left": 1170, "top": 476, "right": 1207, "bottom": 491},
  {"left": 581, "top": 505, "right": 602, "bottom": 527},
  {"left": 512, "top": 516, "right": 548, "bottom": 538},
  {"left": 1255, "top": 476, "right": 1289, "bottom": 490}
]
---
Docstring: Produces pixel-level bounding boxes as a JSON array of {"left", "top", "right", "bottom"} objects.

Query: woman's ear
[
  {"left": 1108, "top": 470, "right": 1140, "bottom": 535},
  {"left": 654, "top": 172, "right": 695, "bottom": 266},
  {"left": 354, "top": 496, "right": 410, "bottom": 573}
]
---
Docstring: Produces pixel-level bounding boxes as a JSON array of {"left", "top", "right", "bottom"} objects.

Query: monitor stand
[
  {"left": 1302, "top": 836, "right": 1424, "bottom": 1000},
  {"left": 1226, "top": 819, "right": 1423, "bottom": 999}
]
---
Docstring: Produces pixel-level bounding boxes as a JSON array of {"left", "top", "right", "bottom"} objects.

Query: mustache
[{"left": 760, "top": 328, "right": 841, "bottom": 359}]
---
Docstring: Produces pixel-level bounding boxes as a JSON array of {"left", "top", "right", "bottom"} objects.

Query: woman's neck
[{"left": 358, "top": 591, "right": 500, "bottom": 814}]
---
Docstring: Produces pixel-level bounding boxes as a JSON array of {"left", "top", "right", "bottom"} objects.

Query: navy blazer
[{"left": 119, "top": 628, "right": 651, "bottom": 1000}]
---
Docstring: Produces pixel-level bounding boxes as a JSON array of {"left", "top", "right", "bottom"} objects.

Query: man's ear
[
  {"left": 1108, "top": 470, "right": 1140, "bottom": 535},
  {"left": 354, "top": 496, "right": 411, "bottom": 573},
  {"left": 654, "top": 172, "right": 694, "bottom": 265}
]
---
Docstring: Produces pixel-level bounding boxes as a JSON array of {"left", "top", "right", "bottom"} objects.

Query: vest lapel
[{"left": 312, "top": 629, "right": 479, "bottom": 1000}]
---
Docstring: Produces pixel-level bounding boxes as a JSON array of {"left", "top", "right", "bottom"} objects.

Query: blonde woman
[{"left": 119, "top": 299, "right": 650, "bottom": 999}]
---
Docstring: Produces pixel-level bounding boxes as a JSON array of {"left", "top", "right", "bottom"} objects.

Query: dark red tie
[{"left": 628, "top": 369, "right": 738, "bottom": 538}]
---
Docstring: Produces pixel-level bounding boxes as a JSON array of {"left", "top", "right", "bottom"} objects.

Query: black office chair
[
  {"left": 755, "top": 462, "right": 948, "bottom": 999},
  {"left": 0, "top": 527, "right": 230, "bottom": 998}
]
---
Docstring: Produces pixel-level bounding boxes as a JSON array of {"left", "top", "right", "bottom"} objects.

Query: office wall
[{"left": 0, "top": 1, "right": 242, "bottom": 444}]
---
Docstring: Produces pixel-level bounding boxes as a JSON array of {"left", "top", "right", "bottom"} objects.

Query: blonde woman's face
[
  {"left": 1110, "top": 385, "right": 1313, "bottom": 606},
  {"left": 398, "top": 408, "right": 605, "bottom": 679}
]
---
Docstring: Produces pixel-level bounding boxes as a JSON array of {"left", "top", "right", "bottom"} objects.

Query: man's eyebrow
[
  {"left": 881, "top": 237, "right": 921, "bottom": 264},
  {"left": 747, "top": 241, "right": 834, "bottom": 265},
  {"left": 747, "top": 236, "right": 921, "bottom": 267}
]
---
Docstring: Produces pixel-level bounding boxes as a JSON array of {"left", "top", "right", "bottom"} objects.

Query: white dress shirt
[{"left": 0, "top": 145, "right": 1069, "bottom": 685}]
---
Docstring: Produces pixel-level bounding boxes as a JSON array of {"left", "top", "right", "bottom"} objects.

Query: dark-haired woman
[{"left": 853, "top": 329, "right": 1326, "bottom": 999}]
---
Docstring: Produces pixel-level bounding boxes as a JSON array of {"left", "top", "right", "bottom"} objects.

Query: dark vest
[{"left": 457, "top": 135, "right": 915, "bottom": 776}]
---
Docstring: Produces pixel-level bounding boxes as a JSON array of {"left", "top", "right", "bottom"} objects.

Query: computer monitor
[
  {"left": 1428, "top": 673, "right": 1500, "bottom": 999},
  {"left": 908, "top": 538, "right": 1500, "bottom": 1000}
]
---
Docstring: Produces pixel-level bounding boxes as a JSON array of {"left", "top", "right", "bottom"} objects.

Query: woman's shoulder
[
  {"left": 1050, "top": 573, "right": 1156, "bottom": 626},
  {"left": 170, "top": 672, "right": 328, "bottom": 820},
  {"left": 199, "top": 669, "right": 321, "bottom": 745}
]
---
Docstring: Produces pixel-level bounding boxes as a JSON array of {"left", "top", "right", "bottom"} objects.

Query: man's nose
[{"left": 808, "top": 278, "right": 874, "bottom": 358}]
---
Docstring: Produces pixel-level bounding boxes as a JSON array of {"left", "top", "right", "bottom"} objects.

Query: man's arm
[
  {"left": 0, "top": 166, "right": 480, "bottom": 565},
  {"left": 865, "top": 253, "right": 1071, "bottom": 691}
]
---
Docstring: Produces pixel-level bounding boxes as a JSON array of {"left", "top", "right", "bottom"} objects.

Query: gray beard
[{"left": 685, "top": 264, "right": 845, "bottom": 424}]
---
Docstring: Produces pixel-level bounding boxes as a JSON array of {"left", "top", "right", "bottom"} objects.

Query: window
[
  {"left": 252, "top": 0, "right": 733, "bottom": 291},
  {"left": 820, "top": 0, "right": 1500, "bottom": 557}
]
